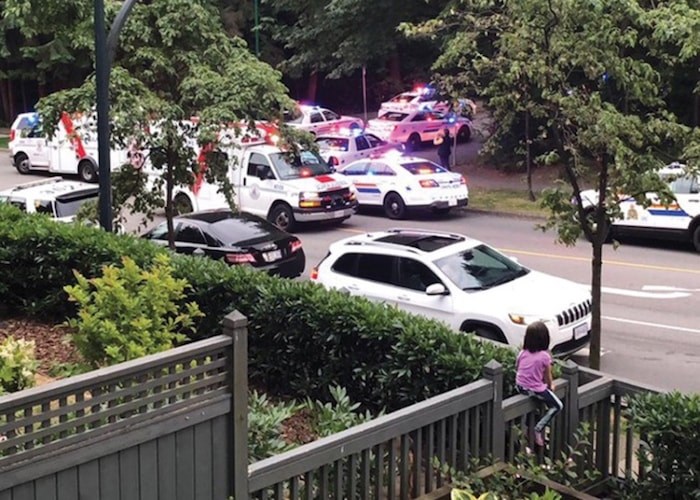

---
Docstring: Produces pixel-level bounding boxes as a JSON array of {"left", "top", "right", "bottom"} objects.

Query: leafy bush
[
  {"left": 622, "top": 391, "right": 700, "bottom": 499},
  {"left": 64, "top": 254, "right": 203, "bottom": 367},
  {"left": 248, "top": 390, "right": 301, "bottom": 462},
  {"left": 1, "top": 205, "right": 517, "bottom": 412},
  {"left": 0, "top": 336, "right": 39, "bottom": 394},
  {"left": 305, "top": 385, "right": 375, "bottom": 437}
]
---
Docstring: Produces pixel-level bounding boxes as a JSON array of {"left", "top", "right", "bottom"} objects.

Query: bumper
[
  {"left": 552, "top": 332, "right": 590, "bottom": 357},
  {"left": 293, "top": 204, "right": 356, "bottom": 222},
  {"left": 428, "top": 198, "right": 469, "bottom": 210},
  {"left": 256, "top": 250, "right": 306, "bottom": 279}
]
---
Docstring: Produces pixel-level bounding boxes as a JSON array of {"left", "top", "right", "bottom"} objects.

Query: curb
[{"left": 466, "top": 207, "right": 547, "bottom": 221}]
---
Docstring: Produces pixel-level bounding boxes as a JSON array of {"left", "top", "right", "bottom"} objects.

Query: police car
[
  {"left": 314, "top": 129, "right": 399, "bottom": 169},
  {"left": 336, "top": 151, "right": 468, "bottom": 219},
  {"left": 380, "top": 85, "right": 477, "bottom": 117},
  {"left": 579, "top": 163, "right": 700, "bottom": 251},
  {"left": 366, "top": 108, "right": 472, "bottom": 151},
  {"left": 284, "top": 104, "right": 364, "bottom": 136},
  {"left": 0, "top": 177, "right": 99, "bottom": 222}
]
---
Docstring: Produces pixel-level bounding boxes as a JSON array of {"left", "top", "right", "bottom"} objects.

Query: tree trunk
[
  {"left": 165, "top": 150, "right": 176, "bottom": 251},
  {"left": 388, "top": 51, "right": 401, "bottom": 83},
  {"left": 306, "top": 70, "right": 319, "bottom": 102},
  {"left": 525, "top": 110, "right": 535, "bottom": 201},
  {"left": 0, "top": 79, "right": 10, "bottom": 124},
  {"left": 8, "top": 79, "right": 16, "bottom": 120}
]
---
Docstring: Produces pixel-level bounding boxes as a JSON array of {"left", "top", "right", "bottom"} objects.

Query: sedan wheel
[{"left": 383, "top": 192, "right": 406, "bottom": 219}]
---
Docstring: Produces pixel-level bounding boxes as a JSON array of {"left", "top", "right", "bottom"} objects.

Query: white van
[
  {"left": 163, "top": 136, "right": 358, "bottom": 232},
  {"left": 9, "top": 112, "right": 128, "bottom": 183}
]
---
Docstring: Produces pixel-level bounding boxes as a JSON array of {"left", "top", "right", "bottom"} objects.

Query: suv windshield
[
  {"left": 435, "top": 244, "right": 529, "bottom": 291},
  {"left": 270, "top": 150, "right": 333, "bottom": 179}
]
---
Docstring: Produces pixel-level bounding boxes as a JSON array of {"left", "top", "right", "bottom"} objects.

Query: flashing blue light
[{"left": 601, "top": 72, "right": 609, "bottom": 82}]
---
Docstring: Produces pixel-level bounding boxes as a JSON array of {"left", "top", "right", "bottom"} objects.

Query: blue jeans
[{"left": 517, "top": 385, "right": 564, "bottom": 432}]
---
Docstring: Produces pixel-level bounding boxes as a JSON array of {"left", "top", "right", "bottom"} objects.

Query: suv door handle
[{"left": 397, "top": 295, "right": 411, "bottom": 301}]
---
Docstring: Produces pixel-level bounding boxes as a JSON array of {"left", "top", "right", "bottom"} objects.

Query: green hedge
[{"left": 0, "top": 204, "right": 516, "bottom": 411}]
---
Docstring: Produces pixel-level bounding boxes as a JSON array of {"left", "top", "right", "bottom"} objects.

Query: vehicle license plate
[
  {"left": 573, "top": 323, "right": 588, "bottom": 340},
  {"left": 263, "top": 250, "right": 282, "bottom": 262},
  {"left": 449, "top": 198, "right": 457, "bottom": 207}
]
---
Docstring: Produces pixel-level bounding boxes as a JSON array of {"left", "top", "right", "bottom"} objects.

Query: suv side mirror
[{"left": 425, "top": 283, "right": 448, "bottom": 296}]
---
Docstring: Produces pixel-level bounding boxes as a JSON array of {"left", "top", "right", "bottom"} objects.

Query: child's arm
[{"left": 544, "top": 364, "right": 554, "bottom": 391}]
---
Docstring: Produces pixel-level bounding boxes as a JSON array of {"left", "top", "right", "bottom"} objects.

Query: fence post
[
  {"left": 561, "top": 361, "right": 579, "bottom": 446},
  {"left": 223, "top": 310, "right": 249, "bottom": 500},
  {"left": 482, "top": 360, "right": 504, "bottom": 461}
]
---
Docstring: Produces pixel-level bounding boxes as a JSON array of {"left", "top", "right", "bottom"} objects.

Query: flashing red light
[
  {"left": 419, "top": 179, "right": 439, "bottom": 188},
  {"left": 460, "top": 175, "right": 467, "bottom": 185},
  {"left": 225, "top": 253, "right": 256, "bottom": 264},
  {"left": 10, "top": 129, "right": 15, "bottom": 141},
  {"left": 299, "top": 167, "right": 314, "bottom": 177},
  {"left": 310, "top": 266, "right": 319, "bottom": 280},
  {"left": 290, "top": 239, "right": 303, "bottom": 253}
]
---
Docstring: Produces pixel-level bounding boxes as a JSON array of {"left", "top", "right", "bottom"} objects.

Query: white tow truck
[{"left": 165, "top": 135, "right": 358, "bottom": 232}]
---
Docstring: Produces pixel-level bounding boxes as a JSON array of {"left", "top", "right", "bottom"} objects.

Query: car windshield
[
  {"left": 434, "top": 244, "right": 530, "bottom": 291},
  {"left": 270, "top": 150, "right": 333, "bottom": 179},
  {"left": 377, "top": 112, "right": 408, "bottom": 122},
  {"left": 390, "top": 93, "right": 418, "bottom": 104}
]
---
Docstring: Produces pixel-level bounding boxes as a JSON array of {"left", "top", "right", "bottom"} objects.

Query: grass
[
  {"left": 0, "top": 136, "right": 8, "bottom": 149},
  {"left": 470, "top": 186, "right": 549, "bottom": 218}
]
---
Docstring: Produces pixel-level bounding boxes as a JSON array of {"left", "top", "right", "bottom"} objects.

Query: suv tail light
[
  {"left": 419, "top": 179, "right": 439, "bottom": 188},
  {"left": 460, "top": 175, "right": 467, "bottom": 185},
  {"left": 10, "top": 129, "right": 16, "bottom": 141},
  {"left": 225, "top": 253, "right": 255, "bottom": 264},
  {"left": 310, "top": 266, "right": 319, "bottom": 280},
  {"left": 290, "top": 239, "right": 303, "bottom": 253}
]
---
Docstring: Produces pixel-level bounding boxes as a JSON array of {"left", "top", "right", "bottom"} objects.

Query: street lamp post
[
  {"left": 95, "top": 0, "right": 138, "bottom": 231},
  {"left": 254, "top": 0, "right": 260, "bottom": 56}
]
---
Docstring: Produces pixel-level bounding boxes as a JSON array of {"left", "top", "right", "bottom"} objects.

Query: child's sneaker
[{"left": 534, "top": 430, "right": 545, "bottom": 447}]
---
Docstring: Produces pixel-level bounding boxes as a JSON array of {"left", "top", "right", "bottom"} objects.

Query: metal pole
[
  {"left": 362, "top": 65, "right": 368, "bottom": 125},
  {"left": 95, "top": 0, "right": 112, "bottom": 232},
  {"left": 254, "top": 0, "right": 260, "bottom": 56}
]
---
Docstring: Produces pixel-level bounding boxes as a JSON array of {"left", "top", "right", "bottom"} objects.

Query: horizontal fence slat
[
  {"left": 248, "top": 379, "right": 492, "bottom": 492},
  {"left": 0, "top": 336, "right": 231, "bottom": 412},
  {"left": 578, "top": 378, "right": 615, "bottom": 408}
]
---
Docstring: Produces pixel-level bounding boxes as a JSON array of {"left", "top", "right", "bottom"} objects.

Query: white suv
[
  {"left": 0, "top": 178, "right": 99, "bottom": 222},
  {"left": 311, "top": 228, "right": 592, "bottom": 356}
]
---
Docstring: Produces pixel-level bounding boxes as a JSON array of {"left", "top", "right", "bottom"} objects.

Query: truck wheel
[
  {"left": 173, "top": 193, "right": 193, "bottom": 215},
  {"left": 15, "top": 153, "right": 31, "bottom": 174},
  {"left": 78, "top": 160, "right": 98, "bottom": 183},
  {"left": 406, "top": 133, "right": 422, "bottom": 152},
  {"left": 383, "top": 192, "right": 406, "bottom": 219},
  {"left": 692, "top": 223, "right": 700, "bottom": 252},
  {"left": 269, "top": 203, "right": 296, "bottom": 232},
  {"left": 457, "top": 125, "right": 471, "bottom": 143}
]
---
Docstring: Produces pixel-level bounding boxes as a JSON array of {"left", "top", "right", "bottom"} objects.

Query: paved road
[{"left": 2, "top": 153, "right": 699, "bottom": 393}]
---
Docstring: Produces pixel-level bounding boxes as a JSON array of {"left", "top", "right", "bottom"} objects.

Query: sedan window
[
  {"left": 310, "top": 112, "right": 324, "bottom": 123},
  {"left": 368, "top": 162, "right": 395, "bottom": 176},
  {"left": 341, "top": 161, "right": 370, "bottom": 176},
  {"left": 177, "top": 224, "right": 207, "bottom": 245},
  {"left": 365, "top": 134, "right": 385, "bottom": 148},
  {"left": 378, "top": 112, "right": 408, "bottom": 122},
  {"left": 316, "top": 137, "right": 349, "bottom": 152},
  {"left": 355, "top": 136, "right": 370, "bottom": 151},
  {"left": 322, "top": 110, "right": 340, "bottom": 121}
]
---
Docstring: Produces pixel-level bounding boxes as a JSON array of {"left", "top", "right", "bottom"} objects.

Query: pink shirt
[{"left": 515, "top": 349, "right": 551, "bottom": 393}]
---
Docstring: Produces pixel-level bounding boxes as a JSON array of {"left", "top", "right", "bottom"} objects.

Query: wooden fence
[{"left": 0, "top": 310, "right": 661, "bottom": 499}]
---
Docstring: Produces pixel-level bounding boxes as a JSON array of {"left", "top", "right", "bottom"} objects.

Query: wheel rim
[
  {"left": 18, "top": 159, "right": 30, "bottom": 173},
  {"left": 385, "top": 195, "right": 403, "bottom": 218},
  {"left": 174, "top": 196, "right": 192, "bottom": 215},
  {"left": 693, "top": 226, "right": 700, "bottom": 252},
  {"left": 410, "top": 135, "right": 420, "bottom": 149},
  {"left": 274, "top": 210, "right": 290, "bottom": 229},
  {"left": 80, "top": 163, "right": 95, "bottom": 182},
  {"left": 458, "top": 126, "right": 470, "bottom": 142}
]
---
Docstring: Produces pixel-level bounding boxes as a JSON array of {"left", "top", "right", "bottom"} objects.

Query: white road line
[
  {"left": 603, "top": 315, "right": 700, "bottom": 334},
  {"left": 642, "top": 285, "right": 700, "bottom": 293},
  {"left": 600, "top": 286, "right": 689, "bottom": 299}
]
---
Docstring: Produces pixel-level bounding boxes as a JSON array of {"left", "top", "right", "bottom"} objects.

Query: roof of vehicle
[
  {"left": 331, "top": 228, "right": 481, "bottom": 259},
  {"left": 178, "top": 209, "right": 267, "bottom": 225},
  {"left": 0, "top": 178, "right": 98, "bottom": 200}
]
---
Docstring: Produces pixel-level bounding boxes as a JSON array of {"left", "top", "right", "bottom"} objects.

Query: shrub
[
  {"left": 248, "top": 390, "right": 300, "bottom": 462},
  {"left": 622, "top": 391, "right": 700, "bottom": 499},
  {"left": 64, "top": 254, "right": 203, "bottom": 367},
  {"left": 0, "top": 336, "right": 39, "bottom": 394},
  {"left": 305, "top": 385, "right": 375, "bottom": 438},
  {"left": 1, "top": 205, "right": 517, "bottom": 412}
]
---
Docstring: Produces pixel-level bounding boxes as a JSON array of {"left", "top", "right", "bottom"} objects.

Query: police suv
[
  {"left": 0, "top": 178, "right": 99, "bottom": 222},
  {"left": 579, "top": 163, "right": 700, "bottom": 251}
]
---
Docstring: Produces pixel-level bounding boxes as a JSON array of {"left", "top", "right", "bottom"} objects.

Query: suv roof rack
[
  {"left": 345, "top": 239, "right": 423, "bottom": 255},
  {"left": 386, "top": 227, "right": 465, "bottom": 240},
  {"left": 5, "top": 177, "right": 67, "bottom": 193}
]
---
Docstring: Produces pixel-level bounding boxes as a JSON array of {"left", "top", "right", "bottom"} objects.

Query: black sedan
[{"left": 142, "top": 210, "right": 305, "bottom": 278}]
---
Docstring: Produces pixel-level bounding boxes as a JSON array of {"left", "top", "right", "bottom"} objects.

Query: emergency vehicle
[
  {"left": 0, "top": 177, "right": 99, "bottom": 222},
  {"left": 579, "top": 163, "right": 700, "bottom": 251},
  {"left": 336, "top": 150, "right": 469, "bottom": 219},
  {"left": 284, "top": 104, "right": 364, "bottom": 136},
  {"left": 380, "top": 85, "right": 477, "bottom": 117},
  {"left": 366, "top": 108, "right": 472, "bottom": 151},
  {"left": 164, "top": 130, "right": 358, "bottom": 232},
  {"left": 315, "top": 129, "right": 398, "bottom": 168},
  {"left": 9, "top": 111, "right": 129, "bottom": 183}
]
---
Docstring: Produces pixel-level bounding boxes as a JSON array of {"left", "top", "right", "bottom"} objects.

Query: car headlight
[{"left": 508, "top": 313, "right": 551, "bottom": 326}]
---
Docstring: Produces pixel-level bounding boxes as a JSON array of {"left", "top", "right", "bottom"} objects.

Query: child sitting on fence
[{"left": 515, "top": 321, "right": 564, "bottom": 447}]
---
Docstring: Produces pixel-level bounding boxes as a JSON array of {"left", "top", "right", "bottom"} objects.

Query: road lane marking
[
  {"left": 603, "top": 315, "right": 700, "bottom": 334},
  {"left": 642, "top": 285, "right": 700, "bottom": 293},
  {"left": 499, "top": 248, "right": 700, "bottom": 275},
  {"left": 601, "top": 286, "right": 689, "bottom": 299}
]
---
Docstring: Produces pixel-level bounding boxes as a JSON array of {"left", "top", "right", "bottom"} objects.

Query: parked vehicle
[
  {"left": 578, "top": 162, "right": 700, "bottom": 251},
  {"left": 142, "top": 209, "right": 305, "bottom": 278},
  {"left": 380, "top": 85, "right": 477, "bottom": 117},
  {"left": 311, "top": 228, "right": 592, "bottom": 356},
  {"left": 366, "top": 108, "right": 472, "bottom": 151},
  {"left": 0, "top": 177, "right": 99, "bottom": 222},
  {"left": 158, "top": 131, "right": 358, "bottom": 232},
  {"left": 284, "top": 104, "right": 364, "bottom": 136},
  {"left": 9, "top": 111, "right": 129, "bottom": 183},
  {"left": 315, "top": 129, "right": 398, "bottom": 169},
  {"left": 336, "top": 151, "right": 468, "bottom": 218}
]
